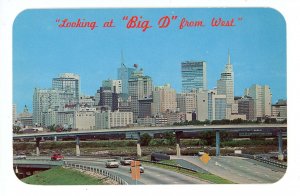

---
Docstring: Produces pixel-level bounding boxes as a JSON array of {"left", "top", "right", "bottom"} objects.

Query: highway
[
  {"left": 64, "top": 158, "right": 208, "bottom": 184},
  {"left": 17, "top": 156, "right": 208, "bottom": 184},
  {"left": 13, "top": 124, "right": 287, "bottom": 139},
  {"left": 15, "top": 155, "right": 286, "bottom": 184},
  {"left": 171, "top": 156, "right": 286, "bottom": 183}
]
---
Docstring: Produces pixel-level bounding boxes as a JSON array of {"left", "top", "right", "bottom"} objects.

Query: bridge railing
[{"left": 64, "top": 161, "right": 128, "bottom": 185}]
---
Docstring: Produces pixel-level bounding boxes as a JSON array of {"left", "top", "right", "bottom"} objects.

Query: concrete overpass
[
  {"left": 13, "top": 124, "right": 287, "bottom": 160},
  {"left": 13, "top": 159, "right": 64, "bottom": 178}
]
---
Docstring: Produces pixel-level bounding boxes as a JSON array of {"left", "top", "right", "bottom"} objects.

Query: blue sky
[{"left": 13, "top": 8, "right": 286, "bottom": 113}]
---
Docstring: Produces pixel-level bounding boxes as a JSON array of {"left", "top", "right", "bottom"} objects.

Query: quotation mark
[
  {"left": 56, "top": 18, "right": 60, "bottom": 23},
  {"left": 238, "top": 17, "right": 243, "bottom": 21},
  {"left": 172, "top": 16, "right": 178, "bottom": 20},
  {"left": 123, "top": 16, "right": 128, "bottom": 20}
]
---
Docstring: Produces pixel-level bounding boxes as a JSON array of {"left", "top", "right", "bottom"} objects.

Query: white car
[
  {"left": 120, "top": 157, "right": 134, "bottom": 165},
  {"left": 15, "top": 154, "right": 27, "bottom": 160},
  {"left": 105, "top": 159, "right": 119, "bottom": 168}
]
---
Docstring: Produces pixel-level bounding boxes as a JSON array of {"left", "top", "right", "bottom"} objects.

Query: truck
[{"left": 150, "top": 152, "right": 170, "bottom": 162}]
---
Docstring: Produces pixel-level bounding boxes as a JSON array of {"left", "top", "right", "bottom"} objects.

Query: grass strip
[
  {"left": 22, "top": 166, "right": 103, "bottom": 185},
  {"left": 142, "top": 160, "right": 234, "bottom": 184}
]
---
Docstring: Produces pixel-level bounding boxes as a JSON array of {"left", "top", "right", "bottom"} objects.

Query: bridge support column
[
  {"left": 136, "top": 132, "right": 142, "bottom": 157},
  {"left": 54, "top": 136, "right": 57, "bottom": 141},
  {"left": 215, "top": 130, "right": 220, "bottom": 156},
  {"left": 35, "top": 137, "right": 41, "bottom": 156},
  {"left": 175, "top": 131, "right": 182, "bottom": 156},
  {"left": 76, "top": 136, "right": 80, "bottom": 157},
  {"left": 278, "top": 130, "right": 284, "bottom": 161}
]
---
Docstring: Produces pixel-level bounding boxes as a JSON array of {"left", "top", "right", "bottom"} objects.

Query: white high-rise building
[
  {"left": 196, "top": 90, "right": 209, "bottom": 121},
  {"left": 95, "top": 110, "right": 133, "bottom": 129},
  {"left": 74, "top": 108, "right": 96, "bottom": 130},
  {"left": 244, "top": 84, "right": 272, "bottom": 119},
  {"left": 217, "top": 51, "right": 234, "bottom": 119},
  {"left": 52, "top": 73, "right": 80, "bottom": 103},
  {"left": 33, "top": 88, "right": 63, "bottom": 126},
  {"left": 152, "top": 84, "right": 177, "bottom": 116}
]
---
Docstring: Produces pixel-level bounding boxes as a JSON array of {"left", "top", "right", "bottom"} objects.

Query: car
[
  {"left": 105, "top": 159, "right": 119, "bottom": 168},
  {"left": 51, "top": 153, "right": 64, "bottom": 161},
  {"left": 14, "top": 153, "right": 26, "bottom": 160},
  {"left": 120, "top": 157, "right": 134, "bottom": 165},
  {"left": 130, "top": 165, "right": 145, "bottom": 173}
]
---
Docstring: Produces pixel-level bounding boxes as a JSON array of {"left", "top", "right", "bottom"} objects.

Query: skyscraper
[
  {"left": 207, "top": 90, "right": 227, "bottom": 121},
  {"left": 99, "top": 86, "right": 119, "bottom": 111},
  {"left": 217, "top": 51, "right": 234, "bottom": 119},
  {"left": 181, "top": 61, "right": 207, "bottom": 92},
  {"left": 102, "top": 79, "right": 122, "bottom": 94},
  {"left": 128, "top": 68, "right": 153, "bottom": 121},
  {"left": 152, "top": 84, "right": 177, "bottom": 116},
  {"left": 118, "top": 63, "right": 134, "bottom": 97},
  {"left": 33, "top": 88, "right": 62, "bottom": 126},
  {"left": 52, "top": 73, "right": 80, "bottom": 103},
  {"left": 244, "top": 84, "right": 272, "bottom": 119}
]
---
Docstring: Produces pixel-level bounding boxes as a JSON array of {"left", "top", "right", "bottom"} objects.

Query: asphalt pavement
[{"left": 171, "top": 155, "right": 286, "bottom": 184}]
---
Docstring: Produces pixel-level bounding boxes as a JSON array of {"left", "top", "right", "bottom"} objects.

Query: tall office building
[
  {"left": 217, "top": 51, "right": 234, "bottom": 119},
  {"left": 207, "top": 90, "right": 227, "bottom": 121},
  {"left": 176, "top": 92, "right": 197, "bottom": 113},
  {"left": 102, "top": 79, "right": 122, "bottom": 94},
  {"left": 152, "top": 84, "right": 177, "bottom": 116},
  {"left": 237, "top": 96, "right": 255, "bottom": 120},
  {"left": 33, "top": 88, "right": 62, "bottom": 126},
  {"left": 52, "top": 73, "right": 80, "bottom": 103},
  {"left": 181, "top": 61, "right": 207, "bottom": 92},
  {"left": 217, "top": 51, "right": 234, "bottom": 104},
  {"left": 244, "top": 84, "right": 272, "bottom": 119},
  {"left": 99, "top": 86, "right": 119, "bottom": 111},
  {"left": 128, "top": 68, "right": 153, "bottom": 121},
  {"left": 118, "top": 63, "right": 135, "bottom": 97},
  {"left": 195, "top": 90, "right": 209, "bottom": 121}
]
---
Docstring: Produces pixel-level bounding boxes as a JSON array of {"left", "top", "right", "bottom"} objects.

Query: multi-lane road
[
  {"left": 64, "top": 157, "right": 208, "bottom": 184},
  {"left": 14, "top": 156, "right": 286, "bottom": 184},
  {"left": 16, "top": 156, "right": 207, "bottom": 184}
]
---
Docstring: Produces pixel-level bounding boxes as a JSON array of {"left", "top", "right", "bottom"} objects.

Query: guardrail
[
  {"left": 230, "top": 154, "right": 287, "bottom": 169},
  {"left": 253, "top": 156, "right": 287, "bottom": 169},
  {"left": 64, "top": 161, "right": 128, "bottom": 185},
  {"left": 138, "top": 159, "right": 199, "bottom": 173}
]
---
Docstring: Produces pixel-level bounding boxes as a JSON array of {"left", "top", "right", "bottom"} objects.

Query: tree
[
  {"left": 13, "top": 126, "right": 21, "bottom": 134},
  {"left": 163, "top": 132, "right": 176, "bottom": 145},
  {"left": 140, "top": 133, "right": 152, "bottom": 146}
]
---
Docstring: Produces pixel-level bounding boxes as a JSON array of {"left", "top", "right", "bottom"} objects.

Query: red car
[{"left": 51, "top": 153, "right": 64, "bottom": 161}]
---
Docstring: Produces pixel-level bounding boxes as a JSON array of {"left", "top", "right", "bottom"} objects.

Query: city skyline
[{"left": 13, "top": 8, "right": 286, "bottom": 113}]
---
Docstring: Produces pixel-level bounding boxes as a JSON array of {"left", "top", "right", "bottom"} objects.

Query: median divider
[
  {"left": 64, "top": 161, "right": 128, "bottom": 185},
  {"left": 137, "top": 159, "right": 199, "bottom": 173}
]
